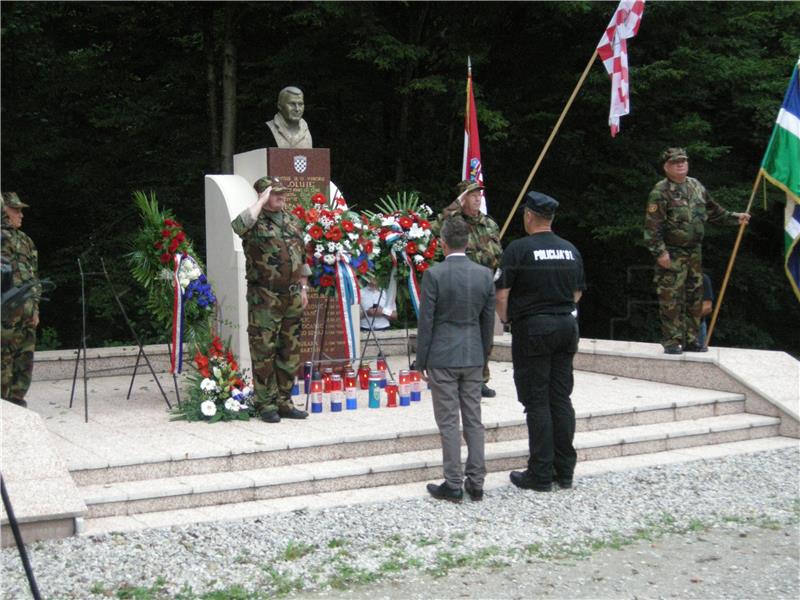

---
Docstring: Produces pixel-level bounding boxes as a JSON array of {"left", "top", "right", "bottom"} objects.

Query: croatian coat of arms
[{"left": 293, "top": 155, "right": 308, "bottom": 173}]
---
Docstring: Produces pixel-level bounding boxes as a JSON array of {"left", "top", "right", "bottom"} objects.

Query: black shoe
[
  {"left": 556, "top": 479, "right": 573, "bottom": 490},
  {"left": 4, "top": 398, "right": 27, "bottom": 408},
  {"left": 260, "top": 410, "right": 281, "bottom": 423},
  {"left": 663, "top": 345, "right": 683, "bottom": 355},
  {"left": 481, "top": 384, "right": 496, "bottom": 398},
  {"left": 464, "top": 478, "right": 484, "bottom": 501},
  {"left": 684, "top": 342, "right": 708, "bottom": 353},
  {"left": 279, "top": 406, "right": 308, "bottom": 419},
  {"left": 426, "top": 481, "right": 463, "bottom": 502},
  {"left": 509, "top": 470, "right": 552, "bottom": 492}
]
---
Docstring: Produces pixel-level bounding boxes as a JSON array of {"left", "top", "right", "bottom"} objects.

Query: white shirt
[{"left": 360, "top": 285, "right": 396, "bottom": 330}]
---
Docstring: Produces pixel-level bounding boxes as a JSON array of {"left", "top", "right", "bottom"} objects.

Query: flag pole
[
  {"left": 499, "top": 49, "right": 599, "bottom": 240},
  {"left": 705, "top": 171, "right": 761, "bottom": 347}
]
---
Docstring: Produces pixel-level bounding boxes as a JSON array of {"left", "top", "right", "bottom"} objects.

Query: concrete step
[
  {"left": 69, "top": 391, "right": 745, "bottom": 487},
  {"left": 82, "top": 436, "right": 799, "bottom": 536},
  {"left": 79, "top": 413, "right": 779, "bottom": 519}
]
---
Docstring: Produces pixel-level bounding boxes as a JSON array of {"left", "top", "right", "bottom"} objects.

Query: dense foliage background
[{"left": 2, "top": 1, "right": 799, "bottom": 355}]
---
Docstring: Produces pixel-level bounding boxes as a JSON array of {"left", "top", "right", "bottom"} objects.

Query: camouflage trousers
[
  {"left": 653, "top": 246, "right": 703, "bottom": 349},
  {"left": 1, "top": 323, "right": 36, "bottom": 402},
  {"left": 247, "top": 287, "right": 303, "bottom": 413}
]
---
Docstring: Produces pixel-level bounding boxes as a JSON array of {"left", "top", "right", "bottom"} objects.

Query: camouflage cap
[
  {"left": 522, "top": 191, "right": 559, "bottom": 217},
  {"left": 254, "top": 176, "right": 289, "bottom": 194},
  {"left": 456, "top": 180, "right": 484, "bottom": 196},
  {"left": 661, "top": 147, "right": 688, "bottom": 163},
  {"left": 1, "top": 192, "right": 29, "bottom": 208}
]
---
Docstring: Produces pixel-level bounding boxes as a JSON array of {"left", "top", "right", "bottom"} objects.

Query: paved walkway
[{"left": 28, "top": 357, "right": 742, "bottom": 471}]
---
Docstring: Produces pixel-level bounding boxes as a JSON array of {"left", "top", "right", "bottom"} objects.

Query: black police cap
[{"left": 522, "top": 191, "right": 559, "bottom": 217}]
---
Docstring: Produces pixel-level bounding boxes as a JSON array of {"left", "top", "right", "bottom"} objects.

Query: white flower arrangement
[
  {"left": 200, "top": 400, "right": 217, "bottom": 417},
  {"left": 200, "top": 378, "right": 218, "bottom": 393}
]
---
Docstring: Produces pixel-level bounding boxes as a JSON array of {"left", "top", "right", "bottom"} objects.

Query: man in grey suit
[{"left": 416, "top": 216, "right": 496, "bottom": 502}]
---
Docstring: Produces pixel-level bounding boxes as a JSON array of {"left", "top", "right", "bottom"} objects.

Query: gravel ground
[{"left": 2, "top": 447, "right": 798, "bottom": 599}]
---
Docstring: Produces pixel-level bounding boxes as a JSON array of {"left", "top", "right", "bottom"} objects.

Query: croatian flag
[
  {"left": 462, "top": 57, "right": 487, "bottom": 214},
  {"left": 760, "top": 58, "right": 800, "bottom": 301},
  {"left": 596, "top": 0, "right": 646, "bottom": 136}
]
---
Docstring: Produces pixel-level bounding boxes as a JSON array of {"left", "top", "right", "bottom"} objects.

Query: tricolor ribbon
[
  {"left": 402, "top": 251, "right": 422, "bottom": 317},
  {"left": 170, "top": 253, "right": 186, "bottom": 374},
  {"left": 334, "top": 258, "right": 361, "bottom": 361}
]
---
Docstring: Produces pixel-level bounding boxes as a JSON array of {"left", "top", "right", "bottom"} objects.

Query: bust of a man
[{"left": 266, "top": 86, "right": 313, "bottom": 149}]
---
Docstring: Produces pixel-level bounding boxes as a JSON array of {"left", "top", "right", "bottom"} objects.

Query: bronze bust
[{"left": 266, "top": 86, "right": 313, "bottom": 149}]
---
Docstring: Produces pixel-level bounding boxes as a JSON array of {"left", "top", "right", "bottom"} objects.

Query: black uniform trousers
[{"left": 511, "top": 313, "right": 578, "bottom": 486}]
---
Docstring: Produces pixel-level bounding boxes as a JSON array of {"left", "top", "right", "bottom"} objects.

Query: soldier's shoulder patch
[{"left": 647, "top": 203, "right": 659, "bottom": 213}]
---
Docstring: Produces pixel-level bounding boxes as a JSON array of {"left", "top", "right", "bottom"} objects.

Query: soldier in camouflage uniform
[
  {"left": 232, "top": 177, "right": 311, "bottom": 422},
  {"left": 1, "top": 192, "right": 40, "bottom": 408},
  {"left": 644, "top": 148, "right": 750, "bottom": 354},
  {"left": 432, "top": 181, "right": 503, "bottom": 397}
]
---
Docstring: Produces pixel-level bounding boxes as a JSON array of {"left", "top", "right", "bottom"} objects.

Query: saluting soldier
[
  {"left": 495, "top": 192, "right": 586, "bottom": 493},
  {"left": 644, "top": 148, "right": 750, "bottom": 354},
  {"left": 232, "top": 177, "right": 310, "bottom": 422},
  {"left": 431, "top": 180, "right": 503, "bottom": 398},
  {"left": 1, "top": 192, "right": 40, "bottom": 408}
]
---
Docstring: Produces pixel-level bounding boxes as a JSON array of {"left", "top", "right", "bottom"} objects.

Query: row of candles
[{"left": 292, "top": 358, "right": 424, "bottom": 413}]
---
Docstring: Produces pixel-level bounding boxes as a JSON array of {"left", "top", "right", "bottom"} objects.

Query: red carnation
[
  {"left": 420, "top": 220, "right": 431, "bottom": 230},
  {"left": 358, "top": 262, "right": 369, "bottom": 274},
  {"left": 169, "top": 238, "right": 180, "bottom": 253},
  {"left": 341, "top": 220, "right": 354, "bottom": 233},
  {"left": 309, "top": 225, "right": 324, "bottom": 240},
  {"left": 164, "top": 219, "right": 176, "bottom": 227},
  {"left": 364, "top": 240, "right": 374, "bottom": 254},
  {"left": 398, "top": 216, "right": 413, "bottom": 229},
  {"left": 154, "top": 241, "right": 163, "bottom": 250},
  {"left": 320, "top": 274, "right": 335, "bottom": 287},
  {"left": 292, "top": 206, "right": 305, "bottom": 220},
  {"left": 416, "top": 262, "right": 430, "bottom": 273},
  {"left": 160, "top": 252, "right": 172, "bottom": 264},
  {"left": 162, "top": 229, "right": 171, "bottom": 238},
  {"left": 406, "top": 242, "right": 418, "bottom": 255},
  {"left": 326, "top": 227, "right": 343, "bottom": 242},
  {"left": 305, "top": 208, "right": 319, "bottom": 224},
  {"left": 423, "top": 247, "right": 435, "bottom": 259},
  {"left": 176, "top": 231, "right": 186, "bottom": 243},
  {"left": 337, "top": 197, "right": 347, "bottom": 206},
  {"left": 312, "top": 193, "right": 327, "bottom": 204}
]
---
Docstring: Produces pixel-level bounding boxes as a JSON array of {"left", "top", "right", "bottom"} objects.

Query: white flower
[
  {"left": 381, "top": 216, "right": 396, "bottom": 227},
  {"left": 413, "top": 254, "right": 424, "bottom": 263},
  {"left": 323, "top": 254, "right": 337, "bottom": 265},
  {"left": 348, "top": 233, "right": 358, "bottom": 241},
  {"left": 316, "top": 244, "right": 325, "bottom": 253},
  {"left": 304, "top": 234, "right": 312, "bottom": 244},
  {"left": 200, "top": 378, "right": 218, "bottom": 393},
  {"left": 224, "top": 398, "right": 240, "bottom": 412},
  {"left": 408, "top": 224, "right": 425, "bottom": 240},
  {"left": 314, "top": 251, "right": 323, "bottom": 259},
  {"left": 200, "top": 400, "right": 217, "bottom": 417},
  {"left": 327, "top": 242, "right": 337, "bottom": 253},
  {"left": 212, "top": 366, "right": 222, "bottom": 380},
  {"left": 420, "top": 204, "right": 433, "bottom": 216}
]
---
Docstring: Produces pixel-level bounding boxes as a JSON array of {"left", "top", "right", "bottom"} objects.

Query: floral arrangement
[
  {"left": 129, "top": 191, "right": 215, "bottom": 349},
  {"left": 366, "top": 192, "right": 436, "bottom": 314},
  {"left": 172, "top": 335, "right": 254, "bottom": 422},
  {"left": 292, "top": 192, "right": 378, "bottom": 296}
]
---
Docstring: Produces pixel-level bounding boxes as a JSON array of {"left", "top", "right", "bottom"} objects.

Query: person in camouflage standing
[
  {"left": 232, "top": 177, "right": 310, "bottom": 422},
  {"left": 432, "top": 181, "right": 503, "bottom": 397},
  {"left": 1, "top": 192, "right": 40, "bottom": 408},
  {"left": 644, "top": 148, "right": 750, "bottom": 354}
]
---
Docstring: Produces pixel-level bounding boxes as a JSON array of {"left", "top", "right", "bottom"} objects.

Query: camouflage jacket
[
  {"left": 431, "top": 200, "right": 503, "bottom": 271},
  {"left": 644, "top": 176, "right": 738, "bottom": 258},
  {"left": 1, "top": 217, "right": 39, "bottom": 325},
  {"left": 231, "top": 208, "right": 311, "bottom": 294}
]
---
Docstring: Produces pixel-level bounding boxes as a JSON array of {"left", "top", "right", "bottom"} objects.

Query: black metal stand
[
  {"left": 1, "top": 474, "right": 42, "bottom": 600},
  {"left": 127, "top": 343, "right": 182, "bottom": 407},
  {"left": 69, "top": 258, "right": 172, "bottom": 422},
  {"left": 357, "top": 289, "right": 397, "bottom": 380}
]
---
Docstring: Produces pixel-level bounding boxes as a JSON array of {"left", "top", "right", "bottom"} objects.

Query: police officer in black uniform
[{"left": 496, "top": 192, "right": 586, "bottom": 492}]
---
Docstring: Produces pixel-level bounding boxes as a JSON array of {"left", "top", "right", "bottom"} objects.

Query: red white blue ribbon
[
  {"left": 335, "top": 258, "right": 361, "bottom": 361},
  {"left": 170, "top": 253, "right": 185, "bottom": 374}
]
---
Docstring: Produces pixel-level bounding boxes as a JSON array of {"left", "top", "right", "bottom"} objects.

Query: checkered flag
[{"left": 596, "top": 0, "right": 646, "bottom": 136}]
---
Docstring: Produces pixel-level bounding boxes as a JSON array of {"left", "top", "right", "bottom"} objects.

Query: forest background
[{"left": 2, "top": 1, "right": 799, "bottom": 356}]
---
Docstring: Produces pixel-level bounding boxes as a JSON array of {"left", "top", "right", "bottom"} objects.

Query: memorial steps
[{"left": 5, "top": 339, "right": 797, "bottom": 542}]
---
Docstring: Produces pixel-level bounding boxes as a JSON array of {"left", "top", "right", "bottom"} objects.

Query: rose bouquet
[
  {"left": 366, "top": 192, "right": 436, "bottom": 316},
  {"left": 292, "top": 192, "right": 378, "bottom": 296},
  {"left": 172, "top": 335, "right": 254, "bottom": 422}
]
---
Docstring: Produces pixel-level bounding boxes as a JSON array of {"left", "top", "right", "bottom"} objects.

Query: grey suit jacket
[{"left": 415, "top": 255, "right": 496, "bottom": 370}]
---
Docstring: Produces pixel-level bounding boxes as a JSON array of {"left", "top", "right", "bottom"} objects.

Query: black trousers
[{"left": 511, "top": 314, "right": 578, "bottom": 486}]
